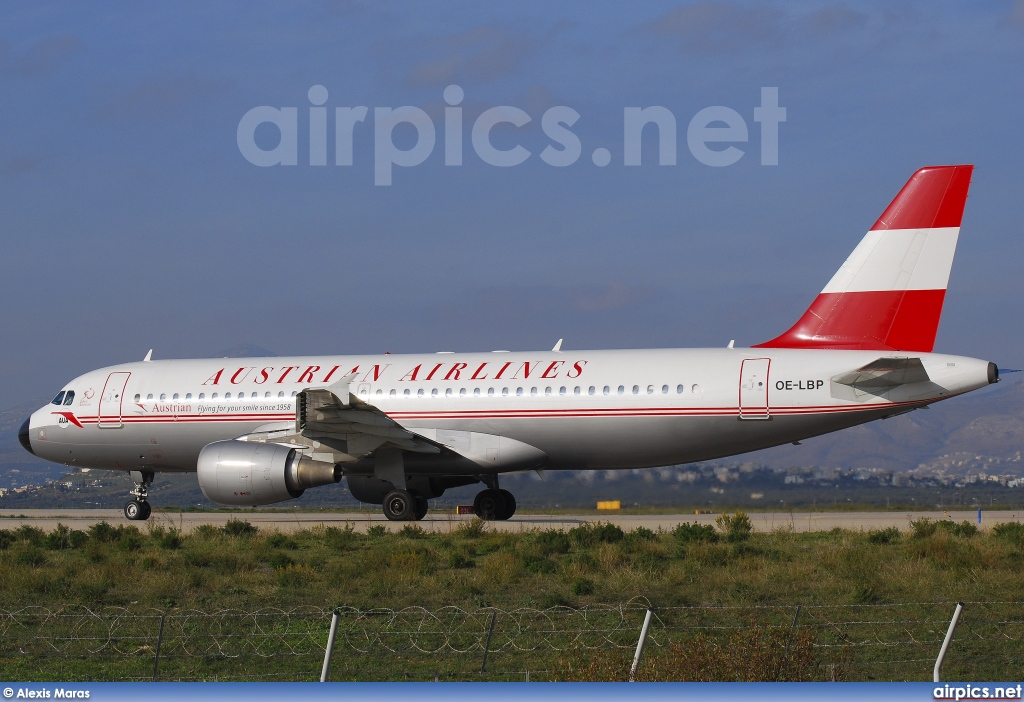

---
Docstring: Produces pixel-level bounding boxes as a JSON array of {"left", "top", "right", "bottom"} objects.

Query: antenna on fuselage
[
  {"left": 143, "top": 349, "right": 153, "bottom": 362},
  {"left": 727, "top": 340, "right": 735, "bottom": 349},
  {"left": 552, "top": 339, "right": 563, "bottom": 352}
]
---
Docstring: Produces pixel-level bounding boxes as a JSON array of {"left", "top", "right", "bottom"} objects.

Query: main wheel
[
  {"left": 496, "top": 489, "right": 516, "bottom": 520},
  {"left": 414, "top": 495, "right": 429, "bottom": 521},
  {"left": 473, "top": 489, "right": 506, "bottom": 521},
  {"left": 124, "top": 500, "right": 142, "bottom": 521},
  {"left": 139, "top": 501, "right": 152, "bottom": 520},
  {"left": 383, "top": 489, "right": 416, "bottom": 521}
]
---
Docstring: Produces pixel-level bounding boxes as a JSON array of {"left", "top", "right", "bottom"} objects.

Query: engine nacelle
[{"left": 197, "top": 440, "right": 341, "bottom": 506}]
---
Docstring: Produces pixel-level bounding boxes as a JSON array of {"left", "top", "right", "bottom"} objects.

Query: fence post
[
  {"left": 934, "top": 602, "right": 964, "bottom": 683},
  {"left": 629, "top": 608, "right": 654, "bottom": 682},
  {"left": 152, "top": 614, "right": 165, "bottom": 682},
  {"left": 320, "top": 610, "right": 340, "bottom": 682},
  {"left": 480, "top": 611, "right": 497, "bottom": 673},
  {"left": 785, "top": 605, "right": 802, "bottom": 656}
]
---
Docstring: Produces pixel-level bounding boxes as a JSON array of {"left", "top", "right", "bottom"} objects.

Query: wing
[{"left": 237, "top": 374, "right": 440, "bottom": 464}]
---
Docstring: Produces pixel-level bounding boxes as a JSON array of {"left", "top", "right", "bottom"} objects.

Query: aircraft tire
[
  {"left": 139, "top": 501, "right": 152, "bottom": 520},
  {"left": 413, "top": 495, "right": 428, "bottom": 521},
  {"left": 124, "top": 500, "right": 142, "bottom": 521},
  {"left": 496, "top": 489, "right": 516, "bottom": 520},
  {"left": 473, "top": 489, "right": 506, "bottom": 521},
  {"left": 383, "top": 489, "right": 416, "bottom": 521}
]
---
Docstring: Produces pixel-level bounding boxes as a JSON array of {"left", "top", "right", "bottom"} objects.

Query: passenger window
[
  {"left": 647, "top": 385, "right": 655, "bottom": 394},
  {"left": 199, "top": 393, "right": 205, "bottom": 400},
  {"left": 488, "top": 388, "right": 494, "bottom": 396},
  {"left": 459, "top": 388, "right": 466, "bottom": 396},
  {"left": 431, "top": 389, "right": 438, "bottom": 397},
  {"left": 147, "top": 394, "right": 154, "bottom": 400},
  {"left": 445, "top": 388, "right": 452, "bottom": 397},
  {"left": 263, "top": 392, "right": 270, "bottom": 398},
  {"left": 403, "top": 389, "right": 410, "bottom": 396},
  {"left": 559, "top": 386, "right": 566, "bottom": 395},
  {"left": 390, "top": 389, "right": 396, "bottom": 397},
  {"left": 516, "top": 387, "right": 523, "bottom": 396},
  {"left": 291, "top": 391, "right": 297, "bottom": 397},
  {"left": 692, "top": 384, "right": 701, "bottom": 394},
  {"left": 632, "top": 385, "right": 639, "bottom": 394},
  {"left": 225, "top": 393, "right": 231, "bottom": 400},
  {"left": 617, "top": 385, "right": 624, "bottom": 394},
  {"left": 417, "top": 389, "right": 424, "bottom": 397},
  {"left": 502, "top": 388, "right": 509, "bottom": 396},
  {"left": 545, "top": 387, "right": 552, "bottom": 396},
  {"left": 573, "top": 386, "right": 580, "bottom": 395},
  {"left": 677, "top": 384, "right": 684, "bottom": 394},
  {"left": 603, "top": 386, "right": 610, "bottom": 395},
  {"left": 277, "top": 391, "right": 284, "bottom": 398},
  {"left": 662, "top": 385, "right": 668, "bottom": 394},
  {"left": 530, "top": 387, "right": 537, "bottom": 396},
  {"left": 212, "top": 393, "right": 218, "bottom": 399},
  {"left": 588, "top": 386, "right": 595, "bottom": 395},
  {"left": 187, "top": 393, "right": 194, "bottom": 400},
  {"left": 51, "top": 391, "right": 66, "bottom": 405},
  {"left": 473, "top": 388, "right": 481, "bottom": 396},
  {"left": 376, "top": 389, "right": 383, "bottom": 396},
  {"left": 63, "top": 391, "right": 75, "bottom": 406},
  {"left": 172, "top": 393, "right": 179, "bottom": 400}
]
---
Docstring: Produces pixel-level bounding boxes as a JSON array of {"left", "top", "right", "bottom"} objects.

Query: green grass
[{"left": 1, "top": 515, "right": 1023, "bottom": 681}]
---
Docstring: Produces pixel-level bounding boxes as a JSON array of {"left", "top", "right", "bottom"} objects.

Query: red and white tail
[{"left": 756, "top": 164, "right": 973, "bottom": 352}]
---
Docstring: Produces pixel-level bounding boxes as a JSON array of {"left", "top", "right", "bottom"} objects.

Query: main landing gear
[
  {"left": 124, "top": 470, "right": 153, "bottom": 521},
  {"left": 382, "top": 489, "right": 429, "bottom": 522},
  {"left": 473, "top": 488, "right": 516, "bottom": 521}
]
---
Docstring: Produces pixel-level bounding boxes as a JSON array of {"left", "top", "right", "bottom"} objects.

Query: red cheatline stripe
[{"left": 871, "top": 165, "right": 973, "bottom": 230}]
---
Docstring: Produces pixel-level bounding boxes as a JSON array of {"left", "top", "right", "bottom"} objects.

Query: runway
[{"left": 0, "top": 508, "right": 1020, "bottom": 534}]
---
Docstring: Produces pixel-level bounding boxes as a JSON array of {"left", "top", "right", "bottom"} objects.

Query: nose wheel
[{"left": 125, "top": 470, "right": 154, "bottom": 521}]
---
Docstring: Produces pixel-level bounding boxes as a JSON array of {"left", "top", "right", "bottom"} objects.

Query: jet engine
[{"left": 197, "top": 440, "right": 341, "bottom": 506}]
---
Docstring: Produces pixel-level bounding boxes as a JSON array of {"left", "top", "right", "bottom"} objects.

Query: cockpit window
[
  {"left": 51, "top": 391, "right": 66, "bottom": 405},
  {"left": 63, "top": 391, "right": 75, "bottom": 406}
]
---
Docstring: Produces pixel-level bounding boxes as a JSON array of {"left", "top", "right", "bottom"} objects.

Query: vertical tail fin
[{"left": 755, "top": 164, "right": 973, "bottom": 352}]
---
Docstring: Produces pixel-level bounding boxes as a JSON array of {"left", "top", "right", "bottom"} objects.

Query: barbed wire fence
[{"left": 1, "top": 599, "right": 1021, "bottom": 681}]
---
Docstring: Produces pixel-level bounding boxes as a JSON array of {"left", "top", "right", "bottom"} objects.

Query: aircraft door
[
  {"left": 739, "top": 358, "right": 771, "bottom": 420},
  {"left": 98, "top": 372, "right": 131, "bottom": 428}
]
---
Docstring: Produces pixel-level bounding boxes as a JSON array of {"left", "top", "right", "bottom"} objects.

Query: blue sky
[{"left": 3, "top": 1, "right": 1024, "bottom": 406}]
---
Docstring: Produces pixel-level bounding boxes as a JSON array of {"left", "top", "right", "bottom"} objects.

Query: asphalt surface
[{"left": 0, "top": 508, "right": 1019, "bottom": 533}]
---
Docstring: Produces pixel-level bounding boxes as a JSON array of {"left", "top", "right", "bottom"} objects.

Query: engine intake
[{"left": 197, "top": 440, "right": 341, "bottom": 506}]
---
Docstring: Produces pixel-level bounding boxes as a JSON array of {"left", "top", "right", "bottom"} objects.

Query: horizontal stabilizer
[{"left": 832, "top": 357, "right": 930, "bottom": 389}]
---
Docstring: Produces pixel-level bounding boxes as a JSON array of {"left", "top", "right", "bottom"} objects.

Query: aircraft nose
[{"left": 18, "top": 417, "right": 34, "bottom": 456}]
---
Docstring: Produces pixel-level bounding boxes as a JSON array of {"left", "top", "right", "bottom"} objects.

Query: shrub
[
  {"left": 43, "top": 524, "right": 87, "bottom": 550},
  {"left": 323, "top": 525, "right": 355, "bottom": 550},
  {"left": 193, "top": 524, "right": 220, "bottom": 540},
  {"left": 14, "top": 525, "right": 45, "bottom": 545},
  {"left": 277, "top": 563, "right": 316, "bottom": 588},
  {"left": 867, "top": 527, "right": 901, "bottom": 545},
  {"left": 992, "top": 521, "right": 1024, "bottom": 545},
  {"left": 399, "top": 524, "right": 426, "bottom": 539},
  {"left": 15, "top": 546, "right": 46, "bottom": 567},
  {"left": 674, "top": 522, "right": 719, "bottom": 544},
  {"left": 455, "top": 519, "right": 487, "bottom": 538},
  {"left": 534, "top": 530, "right": 571, "bottom": 554},
  {"left": 569, "top": 522, "right": 624, "bottom": 548},
  {"left": 366, "top": 525, "right": 387, "bottom": 539},
  {"left": 447, "top": 552, "right": 475, "bottom": 569},
  {"left": 87, "top": 522, "right": 117, "bottom": 543},
  {"left": 716, "top": 511, "right": 753, "bottom": 542},
  {"left": 157, "top": 529, "right": 182, "bottom": 550},
  {"left": 628, "top": 526, "right": 657, "bottom": 542},
  {"left": 910, "top": 518, "right": 937, "bottom": 538},
  {"left": 268, "top": 552, "right": 294, "bottom": 570},
  {"left": 266, "top": 533, "right": 298, "bottom": 550},
  {"left": 939, "top": 520, "right": 978, "bottom": 538},
  {"left": 223, "top": 519, "right": 258, "bottom": 537},
  {"left": 0, "top": 530, "right": 13, "bottom": 550},
  {"left": 523, "top": 556, "right": 556, "bottom": 574},
  {"left": 571, "top": 577, "right": 596, "bottom": 596}
]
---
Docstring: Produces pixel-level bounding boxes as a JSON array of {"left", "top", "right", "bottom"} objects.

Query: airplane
[{"left": 18, "top": 164, "right": 998, "bottom": 522}]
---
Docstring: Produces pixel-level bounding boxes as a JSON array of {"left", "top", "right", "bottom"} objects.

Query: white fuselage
[{"left": 26, "top": 347, "right": 993, "bottom": 476}]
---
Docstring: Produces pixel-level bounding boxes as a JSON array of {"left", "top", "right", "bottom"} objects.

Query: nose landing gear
[{"left": 124, "top": 470, "right": 154, "bottom": 521}]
